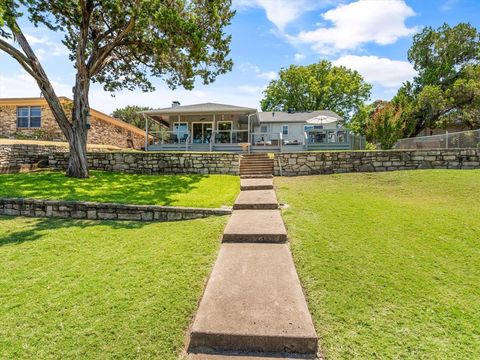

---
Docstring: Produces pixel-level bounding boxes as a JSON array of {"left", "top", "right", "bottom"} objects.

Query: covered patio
[{"left": 142, "top": 103, "right": 257, "bottom": 152}]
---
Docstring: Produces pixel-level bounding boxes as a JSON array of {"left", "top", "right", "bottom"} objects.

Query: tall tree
[
  {"left": 260, "top": 60, "right": 371, "bottom": 120},
  {"left": 400, "top": 23, "right": 480, "bottom": 134},
  {"left": 0, "top": 0, "right": 234, "bottom": 177}
]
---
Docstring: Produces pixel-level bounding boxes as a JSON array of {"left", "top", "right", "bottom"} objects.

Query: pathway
[{"left": 187, "top": 165, "right": 318, "bottom": 359}]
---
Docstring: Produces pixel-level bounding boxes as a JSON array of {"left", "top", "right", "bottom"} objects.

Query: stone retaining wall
[
  {"left": 49, "top": 152, "right": 240, "bottom": 175},
  {"left": 274, "top": 149, "right": 480, "bottom": 176},
  {"left": 0, "top": 198, "right": 231, "bottom": 221}
]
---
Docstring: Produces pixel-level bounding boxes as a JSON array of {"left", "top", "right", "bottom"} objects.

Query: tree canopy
[
  {"left": 402, "top": 23, "right": 480, "bottom": 133},
  {"left": 112, "top": 105, "right": 152, "bottom": 130},
  {"left": 0, "top": 0, "right": 234, "bottom": 177},
  {"left": 260, "top": 60, "right": 372, "bottom": 120}
]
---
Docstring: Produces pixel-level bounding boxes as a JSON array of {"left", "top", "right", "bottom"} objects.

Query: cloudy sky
[{"left": 1, "top": 0, "right": 479, "bottom": 114}]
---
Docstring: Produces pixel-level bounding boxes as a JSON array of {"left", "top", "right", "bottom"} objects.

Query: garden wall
[
  {"left": 48, "top": 151, "right": 240, "bottom": 175},
  {"left": 274, "top": 149, "right": 480, "bottom": 176},
  {"left": 0, "top": 198, "right": 231, "bottom": 222}
]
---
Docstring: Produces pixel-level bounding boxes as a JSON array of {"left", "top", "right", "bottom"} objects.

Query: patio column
[{"left": 145, "top": 115, "right": 149, "bottom": 151}]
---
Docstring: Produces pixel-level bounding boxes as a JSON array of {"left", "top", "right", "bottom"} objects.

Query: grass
[
  {"left": 0, "top": 170, "right": 239, "bottom": 208},
  {"left": 276, "top": 170, "right": 480, "bottom": 359},
  {"left": 0, "top": 215, "right": 226, "bottom": 359}
]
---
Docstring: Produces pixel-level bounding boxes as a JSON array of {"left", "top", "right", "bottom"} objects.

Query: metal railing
[
  {"left": 211, "top": 130, "right": 249, "bottom": 144},
  {"left": 394, "top": 129, "right": 480, "bottom": 150},
  {"left": 149, "top": 130, "right": 190, "bottom": 150},
  {"left": 306, "top": 129, "right": 349, "bottom": 144}
]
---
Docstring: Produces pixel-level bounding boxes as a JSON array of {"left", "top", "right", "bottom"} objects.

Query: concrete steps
[
  {"left": 233, "top": 190, "right": 278, "bottom": 210},
  {"left": 240, "top": 178, "right": 274, "bottom": 191},
  {"left": 240, "top": 154, "right": 274, "bottom": 178},
  {"left": 222, "top": 210, "right": 287, "bottom": 243},
  {"left": 240, "top": 174, "right": 274, "bottom": 179},
  {"left": 188, "top": 243, "right": 318, "bottom": 354}
]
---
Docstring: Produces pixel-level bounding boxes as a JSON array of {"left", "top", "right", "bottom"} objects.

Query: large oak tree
[
  {"left": 260, "top": 60, "right": 371, "bottom": 120},
  {"left": 0, "top": 0, "right": 234, "bottom": 177}
]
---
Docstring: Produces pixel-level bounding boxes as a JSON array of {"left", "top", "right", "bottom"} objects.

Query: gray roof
[
  {"left": 143, "top": 102, "right": 256, "bottom": 115},
  {"left": 258, "top": 110, "right": 342, "bottom": 123}
]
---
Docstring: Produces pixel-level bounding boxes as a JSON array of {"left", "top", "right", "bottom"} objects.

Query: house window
[
  {"left": 282, "top": 125, "right": 289, "bottom": 135},
  {"left": 17, "top": 106, "right": 41, "bottom": 128},
  {"left": 260, "top": 125, "right": 268, "bottom": 133}
]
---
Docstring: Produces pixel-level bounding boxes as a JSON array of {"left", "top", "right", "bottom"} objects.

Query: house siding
[{"left": 0, "top": 100, "right": 145, "bottom": 149}]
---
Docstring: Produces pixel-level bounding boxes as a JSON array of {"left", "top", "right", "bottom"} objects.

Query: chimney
[{"left": 172, "top": 101, "right": 181, "bottom": 108}]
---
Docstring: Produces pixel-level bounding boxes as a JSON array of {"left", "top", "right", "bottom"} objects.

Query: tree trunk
[{"left": 67, "top": 74, "right": 90, "bottom": 178}]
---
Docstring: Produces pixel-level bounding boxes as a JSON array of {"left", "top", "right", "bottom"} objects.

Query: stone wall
[
  {"left": 0, "top": 198, "right": 231, "bottom": 221},
  {"left": 274, "top": 149, "right": 480, "bottom": 176},
  {"left": 0, "top": 99, "right": 145, "bottom": 149},
  {"left": 49, "top": 152, "right": 240, "bottom": 175}
]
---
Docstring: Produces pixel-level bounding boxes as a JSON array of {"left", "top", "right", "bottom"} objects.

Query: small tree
[
  {"left": 0, "top": 0, "right": 234, "bottom": 177},
  {"left": 366, "top": 102, "right": 405, "bottom": 150},
  {"left": 260, "top": 60, "right": 371, "bottom": 120},
  {"left": 112, "top": 105, "right": 152, "bottom": 130}
]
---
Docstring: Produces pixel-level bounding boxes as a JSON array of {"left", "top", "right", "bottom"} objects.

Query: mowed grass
[
  {"left": 0, "top": 215, "right": 226, "bottom": 359},
  {"left": 0, "top": 170, "right": 239, "bottom": 208},
  {"left": 276, "top": 170, "right": 480, "bottom": 359}
]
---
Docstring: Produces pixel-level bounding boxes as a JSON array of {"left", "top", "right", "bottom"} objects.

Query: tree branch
[{"left": 0, "top": 39, "right": 38, "bottom": 80}]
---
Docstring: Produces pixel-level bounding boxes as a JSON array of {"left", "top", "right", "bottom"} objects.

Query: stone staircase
[
  {"left": 188, "top": 176, "right": 318, "bottom": 359},
  {"left": 239, "top": 154, "right": 274, "bottom": 178}
]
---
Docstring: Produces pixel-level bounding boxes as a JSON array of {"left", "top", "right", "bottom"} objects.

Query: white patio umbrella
[{"left": 306, "top": 115, "right": 338, "bottom": 125}]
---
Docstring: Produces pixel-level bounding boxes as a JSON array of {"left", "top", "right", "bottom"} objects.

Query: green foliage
[
  {"left": 112, "top": 105, "right": 152, "bottom": 130},
  {"left": 399, "top": 23, "right": 480, "bottom": 133},
  {"left": 0, "top": 215, "right": 225, "bottom": 358},
  {"left": 366, "top": 101, "right": 406, "bottom": 149},
  {"left": 276, "top": 170, "right": 480, "bottom": 359},
  {"left": 2, "top": 0, "right": 235, "bottom": 92},
  {"left": 0, "top": 170, "right": 240, "bottom": 208},
  {"left": 260, "top": 60, "right": 372, "bottom": 120}
]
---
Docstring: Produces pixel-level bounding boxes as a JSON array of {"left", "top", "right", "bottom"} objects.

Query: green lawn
[
  {"left": 0, "top": 170, "right": 239, "bottom": 208},
  {"left": 0, "top": 215, "right": 226, "bottom": 359},
  {"left": 276, "top": 170, "right": 480, "bottom": 359}
]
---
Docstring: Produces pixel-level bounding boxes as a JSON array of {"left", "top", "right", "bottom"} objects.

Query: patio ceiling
[{"left": 142, "top": 102, "right": 257, "bottom": 116}]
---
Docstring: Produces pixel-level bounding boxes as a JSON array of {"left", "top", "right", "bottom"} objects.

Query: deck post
[{"left": 144, "top": 114, "right": 149, "bottom": 151}]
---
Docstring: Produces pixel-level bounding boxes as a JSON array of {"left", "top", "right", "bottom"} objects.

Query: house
[
  {"left": 0, "top": 97, "right": 146, "bottom": 149},
  {"left": 143, "top": 102, "right": 363, "bottom": 152}
]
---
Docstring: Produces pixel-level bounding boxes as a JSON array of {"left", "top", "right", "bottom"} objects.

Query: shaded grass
[
  {"left": 276, "top": 170, "right": 480, "bottom": 359},
  {"left": 0, "top": 170, "right": 239, "bottom": 208},
  {"left": 0, "top": 215, "right": 226, "bottom": 359}
]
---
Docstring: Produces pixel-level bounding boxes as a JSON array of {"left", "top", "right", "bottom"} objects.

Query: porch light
[{"left": 86, "top": 111, "right": 91, "bottom": 130}]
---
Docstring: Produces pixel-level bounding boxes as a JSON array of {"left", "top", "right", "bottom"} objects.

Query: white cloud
[
  {"left": 294, "top": 53, "right": 305, "bottom": 62},
  {"left": 441, "top": 0, "right": 460, "bottom": 11},
  {"left": 257, "top": 71, "right": 277, "bottom": 81},
  {"left": 296, "top": 0, "right": 417, "bottom": 54},
  {"left": 235, "top": 0, "right": 329, "bottom": 31},
  {"left": 0, "top": 72, "right": 71, "bottom": 98},
  {"left": 333, "top": 55, "right": 416, "bottom": 88},
  {"left": 239, "top": 62, "right": 277, "bottom": 81}
]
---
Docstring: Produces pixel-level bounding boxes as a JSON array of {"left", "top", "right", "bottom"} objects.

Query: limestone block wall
[
  {"left": 274, "top": 149, "right": 480, "bottom": 176},
  {"left": 0, "top": 198, "right": 231, "bottom": 222},
  {"left": 49, "top": 152, "right": 241, "bottom": 175}
]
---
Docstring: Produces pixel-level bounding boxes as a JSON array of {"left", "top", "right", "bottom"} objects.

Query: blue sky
[{"left": 1, "top": 0, "right": 479, "bottom": 114}]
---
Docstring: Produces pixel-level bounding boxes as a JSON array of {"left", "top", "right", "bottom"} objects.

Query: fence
[{"left": 394, "top": 130, "right": 480, "bottom": 150}]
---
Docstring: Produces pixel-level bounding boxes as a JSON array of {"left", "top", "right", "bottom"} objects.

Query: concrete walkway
[{"left": 188, "top": 177, "right": 317, "bottom": 358}]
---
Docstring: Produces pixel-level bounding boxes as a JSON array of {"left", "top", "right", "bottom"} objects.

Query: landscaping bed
[
  {"left": 0, "top": 215, "right": 226, "bottom": 359},
  {"left": 276, "top": 170, "right": 480, "bottom": 359},
  {"left": 0, "top": 170, "right": 239, "bottom": 208}
]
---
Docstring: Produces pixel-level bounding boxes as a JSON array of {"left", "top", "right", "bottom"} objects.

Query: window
[
  {"left": 260, "top": 125, "right": 268, "bottom": 133},
  {"left": 282, "top": 125, "right": 289, "bottom": 135},
  {"left": 17, "top": 106, "right": 41, "bottom": 128}
]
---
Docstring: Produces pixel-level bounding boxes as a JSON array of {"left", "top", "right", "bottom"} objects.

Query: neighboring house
[
  {"left": 143, "top": 102, "right": 362, "bottom": 152},
  {"left": 0, "top": 97, "right": 146, "bottom": 149}
]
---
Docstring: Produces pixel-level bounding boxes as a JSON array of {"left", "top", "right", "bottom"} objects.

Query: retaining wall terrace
[
  {"left": 48, "top": 152, "right": 240, "bottom": 175},
  {"left": 0, "top": 198, "right": 231, "bottom": 221},
  {"left": 274, "top": 149, "right": 480, "bottom": 176}
]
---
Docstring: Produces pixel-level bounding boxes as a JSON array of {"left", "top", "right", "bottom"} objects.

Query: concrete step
[
  {"left": 240, "top": 174, "right": 274, "bottom": 179},
  {"left": 240, "top": 163, "right": 274, "bottom": 168},
  {"left": 233, "top": 190, "right": 278, "bottom": 210},
  {"left": 240, "top": 178, "right": 274, "bottom": 191},
  {"left": 222, "top": 210, "right": 287, "bottom": 243},
  {"left": 188, "top": 243, "right": 318, "bottom": 354},
  {"left": 189, "top": 352, "right": 313, "bottom": 359}
]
